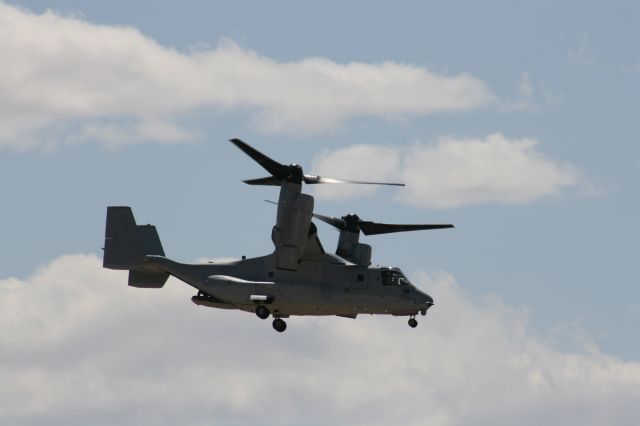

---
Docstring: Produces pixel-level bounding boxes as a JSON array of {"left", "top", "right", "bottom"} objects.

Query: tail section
[{"left": 103, "top": 206, "right": 169, "bottom": 288}]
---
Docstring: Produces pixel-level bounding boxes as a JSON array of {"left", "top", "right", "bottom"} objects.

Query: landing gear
[
  {"left": 255, "top": 305, "right": 270, "bottom": 320},
  {"left": 408, "top": 316, "right": 418, "bottom": 328},
  {"left": 272, "top": 318, "right": 287, "bottom": 332}
]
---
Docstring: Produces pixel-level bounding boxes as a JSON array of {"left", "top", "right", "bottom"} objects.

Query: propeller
[
  {"left": 230, "top": 138, "right": 405, "bottom": 187},
  {"left": 313, "top": 212, "right": 454, "bottom": 236}
]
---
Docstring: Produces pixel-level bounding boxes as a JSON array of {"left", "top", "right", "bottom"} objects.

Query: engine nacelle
[
  {"left": 350, "top": 243, "right": 372, "bottom": 266},
  {"left": 271, "top": 182, "right": 314, "bottom": 270},
  {"left": 336, "top": 231, "right": 372, "bottom": 266}
]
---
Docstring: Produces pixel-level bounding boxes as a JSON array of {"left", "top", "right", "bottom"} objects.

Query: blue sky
[{"left": 1, "top": 1, "right": 639, "bottom": 424}]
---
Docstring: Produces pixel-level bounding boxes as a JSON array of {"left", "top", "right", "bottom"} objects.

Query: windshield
[{"left": 381, "top": 269, "right": 410, "bottom": 286}]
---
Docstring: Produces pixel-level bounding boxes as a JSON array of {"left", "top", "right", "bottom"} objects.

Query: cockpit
[{"left": 380, "top": 268, "right": 411, "bottom": 286}]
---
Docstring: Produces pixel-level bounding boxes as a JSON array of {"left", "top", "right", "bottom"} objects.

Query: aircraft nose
[
  {"left": 416, "top": 289, "right": 433, "bottom": 307},
  {"left": 417, "top": 291, "right": 434, "bottom": 316}
]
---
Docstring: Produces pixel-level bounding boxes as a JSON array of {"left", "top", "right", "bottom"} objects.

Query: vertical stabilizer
[{"left": 103, "top": 206, "right": 168, "bottom": 288}]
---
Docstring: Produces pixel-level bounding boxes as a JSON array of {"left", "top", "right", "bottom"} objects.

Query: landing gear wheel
[
  {"left": 408, "top": 317, "right": 418, "bottom": 328},
  {"left": 255, "top": 305, "right": 270, "bottom": 320},
  {"left": 272, "top": 318, "right": 287, "bottom": 332}
]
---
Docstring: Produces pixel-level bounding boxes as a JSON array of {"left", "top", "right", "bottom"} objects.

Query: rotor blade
[
  {"left": 312, "top": 213, "right": 347, "bottom": 231},
  {"left": 230, "top": 139, "right": 288, "bottom": 178},
  {"left": 359, "top": 222, "right": 454, "bottom": 236},
  {"left": 304, "top": 174, "right": 405, "bottom": 186},
  {"left": 243, "top": 176, "right": 282, "bottom": 186}
]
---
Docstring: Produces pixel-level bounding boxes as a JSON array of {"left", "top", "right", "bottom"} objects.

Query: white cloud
[
  {"left": 566, "top": 30, "right": 600, "bottom": 69},
  {"left": 499, "top": 72, "right": 565, "bottom": 112},
  {"left": 312, "top": 133, "right": 583, "bottom": 208},
  {"left": 501, "top": 72, "right": 535, "bottom": 112},
  {"left": 518, "top": 72, "right": 534, "bottom": 101},
  {"left": 0, "top": 3, "right": 494, "bottom": 150},
  {"left": 312, "top": 144, "right": 403, "bottom": 199},
  {"left": 62, "top": 118, "right": 195, "bottom": 149},
  {"left": 1, "top": 254, "right": 639, "bottom": 425}
]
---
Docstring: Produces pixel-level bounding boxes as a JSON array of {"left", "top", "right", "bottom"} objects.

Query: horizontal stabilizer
[{"left": 128, "top": 269, "right": 169, "bottom": 288}]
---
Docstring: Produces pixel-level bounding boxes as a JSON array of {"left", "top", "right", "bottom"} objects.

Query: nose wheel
[
  {"left": 272, "top": 318, "right": 287, "bottom": 332},
  {"left": 255, "top": 305, "right": 270, "bottom": 320},
  {"left": 408, "top": 316, "right": 418, "bottom": 328}
]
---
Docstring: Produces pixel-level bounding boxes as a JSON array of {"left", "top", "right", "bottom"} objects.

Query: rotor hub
[
  {"left": 342, "top": 214, "right": 361, "bottom": 233},
  {"left": 285, "top": 164, "right": 304, "bottom": 184}
]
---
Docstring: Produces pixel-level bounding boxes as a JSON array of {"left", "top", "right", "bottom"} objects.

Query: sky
[{"left": 1, "top": 1, "right": 639, "bottom": 424}]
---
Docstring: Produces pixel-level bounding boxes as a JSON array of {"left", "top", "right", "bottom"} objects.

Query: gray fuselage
[{"left": 144, "top": 253, "right": 433, "bottom": 318}]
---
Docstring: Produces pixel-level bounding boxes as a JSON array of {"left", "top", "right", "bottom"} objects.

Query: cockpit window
[{"left": 381, "top": 269, "right": 409, "bottom": 286}]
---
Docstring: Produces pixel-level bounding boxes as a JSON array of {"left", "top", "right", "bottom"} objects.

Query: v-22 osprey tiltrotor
[{"left": 103, "top": 139, "right": 453, "bottom": 332}]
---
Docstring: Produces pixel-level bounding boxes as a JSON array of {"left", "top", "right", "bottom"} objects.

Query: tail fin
[{"left": 103, "top": 206, "right": 169, "bottom": 288}]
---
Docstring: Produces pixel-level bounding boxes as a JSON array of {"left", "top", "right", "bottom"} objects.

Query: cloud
[
  {"left": 500, "top": 73, "right": 565, "bottom": 112},
  {"left": 312, "top": 133, "right": 583, "bottom": 208},
  {"left": 0, "top": 3, "right": 494, "bottom": 150},
  {"left": 1, "top": 254, "right": 639, "bottom": 425},
  {"left": 63, "top": 118, "right": 195, "bottom": 149},
  {"left": 566, "top": 30, "right": 600, "bottom": 69},
  {"left": 500, "top": 72, "right": 535, "bottom": 112},
  {"left": 498, "top": 71, "right": 565, "bottom": 113}
]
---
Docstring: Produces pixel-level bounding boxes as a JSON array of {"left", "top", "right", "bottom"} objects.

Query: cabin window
[
  {"left": 381, "top": 270, "right": 409, "bottom": 286},
  {"left": 356, "top": 274, "right": 364, "bottom": 282}
]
